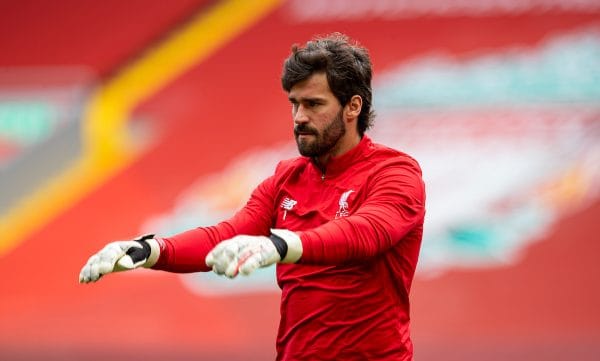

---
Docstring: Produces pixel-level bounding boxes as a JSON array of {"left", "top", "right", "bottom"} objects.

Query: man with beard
[{"left": 80, "top": 33, "right": 426, "bottom": 361}]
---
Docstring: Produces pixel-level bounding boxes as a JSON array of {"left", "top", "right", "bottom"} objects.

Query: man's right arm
[
  {"left": 79, "top": 172, "right": 279, "bottom": 282},
  {"left": 153, "top": 172, "right": 278, "bottom": 272}
]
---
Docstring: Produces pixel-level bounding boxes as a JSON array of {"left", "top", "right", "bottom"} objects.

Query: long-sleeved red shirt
[{"left": 153, "top": 135, "right": 426, "bottom": 360}]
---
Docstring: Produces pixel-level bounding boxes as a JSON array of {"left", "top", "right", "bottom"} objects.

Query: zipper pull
[{"left": 321, "top": 173, "right": 325, "bottom": 181}]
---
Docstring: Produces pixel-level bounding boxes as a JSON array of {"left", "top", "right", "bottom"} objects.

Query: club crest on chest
[{"left": 335, "top": 190, "right": 355, "bottom": 219}]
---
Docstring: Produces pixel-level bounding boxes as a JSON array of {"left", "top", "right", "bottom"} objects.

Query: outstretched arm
[
  {"left": 79, "top": 173, "right": 278, "bottom": 282},
  {"left": 206, "top": 158, "right": 425, "bottom": 277}
]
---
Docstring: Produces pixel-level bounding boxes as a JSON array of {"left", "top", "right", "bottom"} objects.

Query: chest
[{"left": 273, "top": 169, "right": 370, "bottom": 231}]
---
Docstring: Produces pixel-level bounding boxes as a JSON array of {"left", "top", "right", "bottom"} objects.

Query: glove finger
[
  {"left": 108, "top": 243, "right": 128, "bottom": 259},
  {"left": 98, "top": 242, "right": 137, "bottom": 273},
  {"left": 208, "top": 239, "right": 240, "bottom": 270},
  {"left": 79, "top": 254, "right": 97, "bottom": 283},
  {"left": 97, "top": 245, "right": 121, "bottom": 269},
  {"left": 210, "top": 255, "right": 230, "bottom": 275},
  {"left": 208, "top": 249, "right": 233, "bottom": 275},
  {"left": 238, "top": 240, "right": 280, "bottom": 275},
  {"left": 79, "top": 241, "right": 142, "bottom": 283},
  {"left": 205, "top": 251, "right": 217, "bottom": 267},
  {"left": 206, "top": 241, "right": 232, "bottom": 267},
  {"left": 212, "top": 264, "right": 225, "bottom": 275},
  {"left": 82, "top": 254, "right": 102, "bottom": 283},
  {"left": 238, "top": 253, "right": 261, "bottom": 276},
  {"left": 224, "top": 257, "right": 240, "bottom": 278},
  {"left": 89, "top": 262, "right": 101, "bottom": 282},
  {"left": 79, "top": 264, "right": 90, "bottom": 283},
  {"left": 223, "top": 240, "right": 256, "bottom": 278},
  {"left": 222, "top": 240, "right": 243, "bottom": 260},
  {"left": 230, "top": 244, "right": 259, "bottom": 276},
  {"left": 98, "top": 257, "right": 119, "bottom": 276}
]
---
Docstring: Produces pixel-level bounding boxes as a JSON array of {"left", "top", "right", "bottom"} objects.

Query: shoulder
[
  {"left": 365, "top": 141, "right": 426, "bottom": 199},
  {"left": 252, "top": 156, "right": 309, "bottom": 195},
  {"left": 275, "top": 157, "right": 309, "bottom": 173},
  {"left": 275, "top": 156, "right": 310, "bottom": 174},
  {"left": 367, "top": 140, "right": 422, "bottom": 175}
]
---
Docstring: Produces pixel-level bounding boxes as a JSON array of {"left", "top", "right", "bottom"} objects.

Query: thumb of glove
[
  {"left": 115, "top": 241, "right": 148, "bottom": 270},
  {"left": 116, "top": 254, "right": 142, "bottom": 270}
]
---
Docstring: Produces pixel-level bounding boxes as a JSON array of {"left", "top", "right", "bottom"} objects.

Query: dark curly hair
[{"left": 281, "top": 33, "right": 375, "bottom": 136}]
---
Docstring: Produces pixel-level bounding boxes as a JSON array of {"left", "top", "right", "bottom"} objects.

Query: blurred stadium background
[{"left": 1, "top": 0, "right": 599, "bottom": 360}]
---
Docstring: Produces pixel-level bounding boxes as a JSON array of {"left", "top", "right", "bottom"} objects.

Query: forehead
[{"left": 288, "top": 72, "right": 334, "bottom": 99}]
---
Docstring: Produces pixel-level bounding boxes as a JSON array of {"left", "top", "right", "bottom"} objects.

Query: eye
[{"left": 307, "top": 100, "right": 318, "bottom": 108}]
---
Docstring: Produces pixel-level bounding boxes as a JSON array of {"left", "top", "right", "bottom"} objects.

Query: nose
[{"left": 293, "top": 104, "right": 309, "bottom": 125}]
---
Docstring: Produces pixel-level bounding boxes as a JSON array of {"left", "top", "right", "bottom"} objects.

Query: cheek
[
  {"left": 312, "top": 117, "right": 328, "bottom": 131},
  {"left": 316, "top": 111, "right": 338, "bottom": 126}
]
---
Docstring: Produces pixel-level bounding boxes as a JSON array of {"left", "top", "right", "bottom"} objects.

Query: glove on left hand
[
  {"left": 205, "top": 235, "right": 279, "bottom": 278},
  {"left": 205, "top": 229, "right": 303, "bottom": 278}
]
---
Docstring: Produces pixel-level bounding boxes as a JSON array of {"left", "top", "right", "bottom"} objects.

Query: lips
[{"left": 294, "top": 125, "right": 317, "bottom": 137}]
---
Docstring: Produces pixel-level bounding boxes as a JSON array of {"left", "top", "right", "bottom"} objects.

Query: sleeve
[
  {"left": 298, "top": 158, "right": 425, "bottom": 264},
  {"left": 151, "top": 171, "right": 279, "bottom": 273}
]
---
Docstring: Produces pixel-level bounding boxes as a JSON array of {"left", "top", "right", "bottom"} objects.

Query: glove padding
[
  {"left": 205, "top": 229, "right": 303, "bottom": 278},
  {"left": 79, "top": 234, "right": 156, "bottom": 283},
  {"left": 205, "top": 235, "right": 279, "bottom": 278}
]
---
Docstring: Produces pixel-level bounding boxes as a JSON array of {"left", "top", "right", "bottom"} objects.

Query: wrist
[
  {"left": 143, "top": 237, "right": 161, "bottom": 268},
  {"left": 270, "top": 229, "right": 303, "bottom": 263},
  {"left": 269, "top": 233, "right": 288, "bottom": 260}
]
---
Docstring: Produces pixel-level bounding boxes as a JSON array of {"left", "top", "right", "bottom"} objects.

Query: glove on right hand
[{"left": 79, "top": 234, "right": 157, "bottom": 283}]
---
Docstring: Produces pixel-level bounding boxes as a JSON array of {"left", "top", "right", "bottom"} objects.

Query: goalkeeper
[{"left": 80, "top": 32, "right": 426, "bottom": 361}]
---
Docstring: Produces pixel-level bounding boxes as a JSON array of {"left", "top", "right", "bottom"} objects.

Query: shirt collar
[{"left": 310, "top": 135, "right": 373, "bottom": 179}]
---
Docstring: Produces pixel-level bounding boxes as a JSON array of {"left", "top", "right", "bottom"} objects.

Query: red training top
[{"left": 153, "top": 135, "right": 426, "bottom": 360}]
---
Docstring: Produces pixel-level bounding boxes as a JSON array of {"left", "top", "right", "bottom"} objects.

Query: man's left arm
[
  {"left": 300, "top": 160, "right": 425, "bottom": 263},
  {"left": 206, "top": 158, "right": 425, "bottom": 276}
]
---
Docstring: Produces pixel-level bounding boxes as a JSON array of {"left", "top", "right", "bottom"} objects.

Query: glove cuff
[
  {"left": 143, "top": 237, "right": 161, "bottom": 268},
  {"left": 270, "top": 229, "right": 303, "bottom": 263}
]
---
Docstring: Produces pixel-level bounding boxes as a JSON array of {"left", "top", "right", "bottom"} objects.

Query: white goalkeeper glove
[
  {"left": 79, "top": 234, "right": 160, "bottom": 283},
  {"left": 205, "top": 229, "right": 302, "bottom": 278}
]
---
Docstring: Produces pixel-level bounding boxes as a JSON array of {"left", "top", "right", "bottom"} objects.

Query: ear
[{"left": 345, "top": 95, "right": 362, "bottom": 121}]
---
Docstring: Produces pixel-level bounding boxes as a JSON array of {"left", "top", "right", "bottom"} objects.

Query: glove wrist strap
[
  {"left": 143, "top": 238, "right": 161, "bottom": 268},
  {"left": 269, "top": 233, "right": 288, "bottom": 260},
  {"left": 270, "top": 229, "right": 303, "bottom": 263}
]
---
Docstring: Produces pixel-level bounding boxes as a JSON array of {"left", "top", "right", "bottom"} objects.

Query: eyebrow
[{"left": 288, "top": 96, "right": 326, "bottom": 103}]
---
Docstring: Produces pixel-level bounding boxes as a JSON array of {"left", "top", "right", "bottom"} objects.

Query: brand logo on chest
[
  {"left": 335, "top": 190, "right": 355, "bottom": 219},
  {"left": 280, "top": 197, "right": 297, "bottom": 220}
]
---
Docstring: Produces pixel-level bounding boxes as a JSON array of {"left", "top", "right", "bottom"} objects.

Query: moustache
[{"left": 294, "top": 124, "right": 318, "bottom": 136}]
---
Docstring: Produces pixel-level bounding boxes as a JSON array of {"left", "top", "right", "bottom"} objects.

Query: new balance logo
[{"left": 281, "top": 197, "right": 297, "bottom": 220}]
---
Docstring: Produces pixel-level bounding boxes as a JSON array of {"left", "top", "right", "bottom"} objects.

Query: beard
[{"left": 294, "top": 110, "right": 346, "bottom": 158}]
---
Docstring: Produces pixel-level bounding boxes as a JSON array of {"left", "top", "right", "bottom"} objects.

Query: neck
[{"left": 313, "top": 132, "right": 362, "bottom": 170}]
